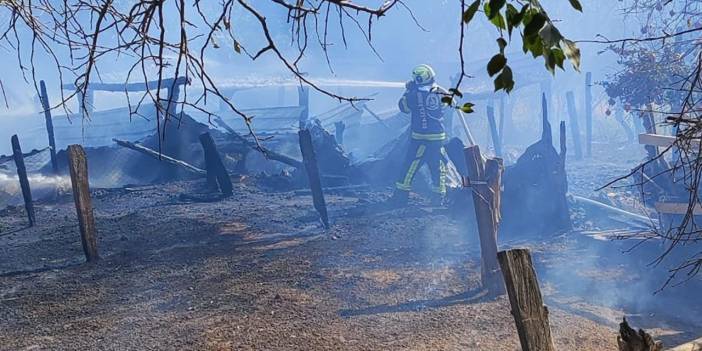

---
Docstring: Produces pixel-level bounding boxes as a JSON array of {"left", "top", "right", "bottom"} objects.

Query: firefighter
[{"left": 390, "top": 64, "right": 449, "bottom": 206}]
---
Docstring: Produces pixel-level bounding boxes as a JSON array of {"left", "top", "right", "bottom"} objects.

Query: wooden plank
[
  {"left": 497, "top": 248, "right": 555, "bottom": 351},
  {"left": 655, "top": 202, "right": 702, "bottom": 215},
  {"left": 637, "top": 133, "right": 691, "bottom": 148},
  {"left": 67, "top": 145, "right": 99, "bottom": 262},
  {"left": 487, "top": 105, "right": 502, "bottom": 157},
  {"left": 11, "top": 135, "right": 36, "bottom": 227},
  {"left": 112, "top": 138, "right": 206, "bottom": 175},
  {"left": 62, "top": 76, "right": 188, "bottom": 92},
  {"left": 39, "top": 80, "right": 58, "bottom": 173},
  {"left": 566, "top": 91, "right": 583, "bottom": 160},
  {"left": 214, "top": 117, "right": 303, "bottom": 169},
  {"left": 199, "top": 132, "right": 233, "bottom": 197},
  {"left": 464, "top": 145, "right": 504, "bottom": 296},
  {"left": 299, "top": 129, "right": 329, "bottom": 229}
]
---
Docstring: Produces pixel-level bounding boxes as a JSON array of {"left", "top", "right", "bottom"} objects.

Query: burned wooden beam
[
  {"left": 298, "top": 86, "right": 310, "bottom": 129},
  {"left": 112, "top": 138, "right": 206, "bottom": 175},
  {"left": 67, "top": 145, "right": 99, "bottom": 263},
  {"left": 213, "top": 116, "right": 304, "bottom": 169},
  {"left": 0, "top": 147, "right": 50, "bottom": 165},
  {"left": 39, "top": 80, "right": 58, "bottom": 174},
  {"left": 11, "top": 135, "right": 36, "bottom": 227},
  {"left": 617, "top": 317, "right": 663, "bottom": 351},
  {"left": 299, "top": 129, "right": 329, "bottom": 229},
  {"left": 464, "top": 145, "right": 504, "bottom": 296},
  {"left": 497, "top": 248, "right": 555, "bottom": 351},
  {"left": 199, "top": 132, "right": 233, "bottom": 197}
]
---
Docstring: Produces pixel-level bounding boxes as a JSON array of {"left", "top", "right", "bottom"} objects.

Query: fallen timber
[
  {"left": 112, "top": 138, "right": 206, "bottom": 175},
  {"left": 213, "top": 116, "right": 303, "bottom": 170},
  {"left": 0, "top": 147, "right": 50, "bottom": 165}
]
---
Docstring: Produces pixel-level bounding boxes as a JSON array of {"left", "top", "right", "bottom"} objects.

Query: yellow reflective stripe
[
  {"left": 397, "top": 158, "right": 421, "bottom": 191},
  {"left": 400, "top": 97, "right": 410, "bottom": 112},
  {"left": 411, "top": 132, "right": 446, "bottom": 141},
  {"left": 415, "top": 144, "right": 426, "bottom": 158},
  {"left": 433, "top": 159, "right": 447, "bottom": 194}
]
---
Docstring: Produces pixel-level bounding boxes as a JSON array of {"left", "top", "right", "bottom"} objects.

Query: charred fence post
[
  {"left": 199, "top": 132, "right": 233, "bottom": 197},
  {"left": 11, "top": 135, "right": 36, "bottom": 226},
  {"left": 464, "top": 145, "right": 504, "bottom": 296},
  {"left": 299, "top": 129, "right": 330, "bottom": 229},
  {"left": 298, "top": 86, "right": 310, "bottom": 129},
  {"left": 487, "top": 105, "right": 502, "bottom": 157},
  {"left": 39, "top": 80, "right": 58, "bottom": 174},
  {"left": 585, "top": 72, "right": 593, "bottom": 157},
  {"left": 498, "top": 248, "right": 555, "bottom": 351},
  {"left": 67, "top": 145, "right": 99, "bottom": 262},
  {"left": 566, "top": 91, "right": 583, "bottom": 160}
]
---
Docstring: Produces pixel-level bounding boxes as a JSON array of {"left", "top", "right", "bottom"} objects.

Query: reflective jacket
[{"left": 398, "top": 82, "right": 447, "bottom": 141}]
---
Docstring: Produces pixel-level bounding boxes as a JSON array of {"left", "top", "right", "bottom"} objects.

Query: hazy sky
[{"left": 0, "top": 1, "right": 635, "bottom": 110}]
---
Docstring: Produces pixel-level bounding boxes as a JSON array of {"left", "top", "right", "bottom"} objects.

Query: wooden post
[
  {"left": 497, "top": 248, "right": 555, "bottom": 351},
  {"left": 39, "top": 80, "right": 58, "bottom": 174},
  {"left": 541, "top": 81, "right": 553, "bottom": 128},
  {"left": 641, "top": 110, "right": 658, "bottom": 160},
  {"left": 199, "top": 132, "right": 233, "bottom": 197},
  {"left": 464, "top": 145, "right": 504, "bottom": 296},
  {"left": 299, "top": 129, "right": 329, "bottom": 229},
  {"left": 585, "top": 72, "right": 593, "bottom": 157},
  {"left": 67, "top": 145, "right": 99, "bottom": 262},
  {"left": 334, "top": 121, "right": 345, "bottom": 145},
  {"left": 487, "top": 105, "right": 502, "bottom": 157},
  {"left": 559, "top": 121, "right": 567, "bottom": 164},
  {"left": 566, "top": 91, "right": 583, "bottom": 160},
  {"left": 11, "top": 135, "right": 36, "bottom": 226},
  {"left": 298, "top": 86, "right": 310, "bottom": 129}
]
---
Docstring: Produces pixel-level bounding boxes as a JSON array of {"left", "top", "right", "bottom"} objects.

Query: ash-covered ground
[{"left": 0, "top": 142, "right": 700, "bottom": 351}]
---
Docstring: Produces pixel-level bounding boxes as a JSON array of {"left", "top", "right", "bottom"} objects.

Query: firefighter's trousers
[{"left": 395, "top": 138, "right": 447, "bottom": 194}]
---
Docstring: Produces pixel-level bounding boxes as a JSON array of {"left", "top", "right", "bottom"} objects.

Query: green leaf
[
  {"left": 505, "top": 4, "right": 521, "bottom": 37},
  {"left": 487, "top": 54, "right": 507, "bottom": 77},
  {"left": 524, "top": 12, "right": 547, "bottom": 39},
  {"left": 490, "top": 12, "right": 506, "bottom": 29},
  {"left": 462, "top": 0, "right": 481, "bottom": 24},
  {"left": 522, "top": 32, "right": 544, "bottom": 58},
  {"left": 487, "top": 0, "right": 506, "bottom": 19},
  {"left": 568, "top": 0, "right": 583, "bottom": 12},
  {"left": 460, "top": 102, "right": 475, "bottom": 113},
  {"left": 233, "top": 40, "right": 242, "bottom": 54},
  {"left": 441, "top": 96, "right": 453, "bottom": 105}
]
